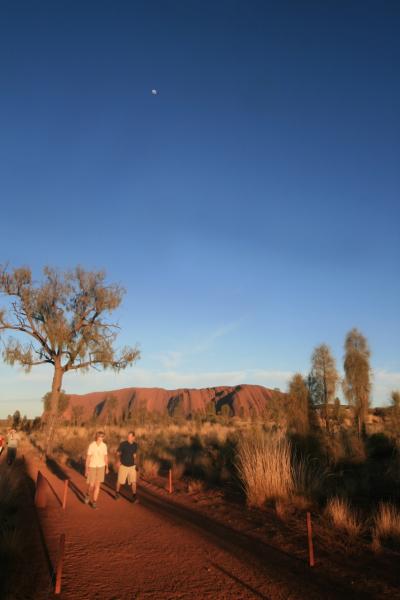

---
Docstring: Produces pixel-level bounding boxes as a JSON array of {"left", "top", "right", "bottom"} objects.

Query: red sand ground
[
  {"left": 64, "top": 384, "right": 283, "bottom": 422},
  {"left": 21, "top": 440, "right": 399, "bottom": 600}
]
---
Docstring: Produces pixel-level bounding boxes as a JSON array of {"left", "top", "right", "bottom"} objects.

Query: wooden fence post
[
  {"left": 307, "top": 511, "right": 315, "bottom": 567},
  {"left": 34, "top": 471, "right": 47, "bottom": 508},
  {"left": 62, "top": 479, "right": 69, "bottom": 510},
  {"left": 54, "top": 533, "right": 66, "bottom": 594},
  {"left": 168, "top": 469, "right": 173, "bottom": 494}
]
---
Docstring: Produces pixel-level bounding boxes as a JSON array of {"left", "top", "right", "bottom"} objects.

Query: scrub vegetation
[
  {"left": 29, "top": 406, "right": 400, "bottom": 554},
  {"left": 11, "top": 326, "right": 400, "bottom": 557}
]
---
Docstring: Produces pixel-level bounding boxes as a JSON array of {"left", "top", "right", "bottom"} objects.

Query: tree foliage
[
  {"left": 391, "top": 390, "right": 400, "bottom": 410},
  {"left": 343, "top": 328, "right": 371, "bottom": 436},
  {"left": 0, "top": 265, "right": 140, "bottom": 450},
  {"left": 309, "top": 344, "right": 339, "bottom": 431},
  {"left": 71, "top": 404, "right": 84, "bottom": 426},
  {"left": 12, "top": 410, "right": 21, "bottom": 428},
  {"left": 42, "top": 390, "right": 70, "bottom": 414},
  {"left": 287, "top": 373, "right": 310, "bottom": 435},
  {"left": 390, "top": 390, "right": 400, "bottom": 435}
]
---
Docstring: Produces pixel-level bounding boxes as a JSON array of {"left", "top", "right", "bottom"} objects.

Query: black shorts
[{"left": 7, "top": 447, "right": 17, "bottom": 464}]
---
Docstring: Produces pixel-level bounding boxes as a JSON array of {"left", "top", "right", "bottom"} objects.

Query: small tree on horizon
[
  {"left": 391, "top": 390, "right": 400, "bottom": 410},
  {"left": 390, "top": 390, "right": 400, "bottom": 436},
  {"left": 0, "top": 265, "right": 140, "bottom": 451},
  {"left": 42, "top": 390, "right": 70, "bottom": 415},
  {"left": 343, "top": 328, "right": 371, "bottom": 437},
  {"left": 287, "top": 373, "right": 310, "bottom": 435},
  {"left": 309, "top": 344, "right": 339, "bottom": 432},
  {"left": 12, "top": 410, "right": 21, "bottom": 428},
  {"left": 71, "top": 404, "right": 84, "bottom": 426}
]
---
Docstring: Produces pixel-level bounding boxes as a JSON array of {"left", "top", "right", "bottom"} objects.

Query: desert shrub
[
  {"left": 171, "top": 462, "right": 186, "bottom": 479},
  {"left": 141, "top": 458, "right": 159, "bottom": 478},
  {"left": 56, "top": 436, "right": 88, "bottom": 461},
  {"left": 372, "top": 503, "right": 400, "bottom": 549},
  {"left": 325, "top": 497, "right": 362, "bottom": 536},
  {"left": 236, "top": 431, "right": 294, "bottom": 506},
  {"left": 187, "top": 479, "right": 207, "bottom": 494},
  {"left": 275, "top": 498, "right": 295, "bottom": 519},
  {"left": 192, "top": 452, "right": 216, "bottom": 480},
  {"left": 293, "top": 454, "right": 326, "bottom": 502},
  {"left": 339, "top": 431, "right": 366, "bottom": 463},
  {"left": 366, "top": 433, "right": 396, "bottom": 460}
]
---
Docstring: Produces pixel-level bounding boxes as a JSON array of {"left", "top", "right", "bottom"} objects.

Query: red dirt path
[{"left": 24, "top": 441, "right": 376, "bottom": 600}]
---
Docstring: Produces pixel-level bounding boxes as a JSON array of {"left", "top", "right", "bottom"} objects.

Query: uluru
[{"left": 60, "top": 384, "right": 285, "bottom": 423}]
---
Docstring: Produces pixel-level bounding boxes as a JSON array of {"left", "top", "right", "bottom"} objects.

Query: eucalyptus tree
[
  {"left": 309, "top": 344, "right": 339, "bottom": 431},
  {"left": 343, "top": 328, "right": 371, "bottom": 436},
  {"left": 288, "top": 372, "right": 310, "bottom": 435},
  {"left": 0, "top": 265, "right": 140, "bottom": 450}
]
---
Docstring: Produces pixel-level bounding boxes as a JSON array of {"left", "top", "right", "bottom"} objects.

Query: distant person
[
  {"left": 84, "top": 431, "right": 109, "bottom": 509},
  {"left": 6, "top": 428, "right": 19, "bottom": 465},
  {"left": 115, "top": 431, "right": 138, "bottom": 502}
]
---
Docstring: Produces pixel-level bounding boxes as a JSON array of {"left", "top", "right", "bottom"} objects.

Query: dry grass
[
  {"left": 187, "top": 479, "right": 206, "bottom": 494},
  {"left": 275, "top": 499, "right": 295, "bottom": 520},
  {"left": 292, "top": 454, "right": 326, "bottom": 502},
  {"left": 171, "top": 462, "right": 186, "bottom": 479},
  {"left": 290, "top": 494, "right": 312, "bottom": 511},
  {"left": 141, "top": 458, "right": 159, "bottom": 478},
  {"left": 236, "top": 431, "right": 294, "bottom": 507},
  {"left": 325, "top": 432, "right": 367, "bottom": 464},
  {"left": 325, "top": 497, "right": 362, "bottom": 537},
  {"left": 372, "top": 503, "right": 400, "bottom": 549}
]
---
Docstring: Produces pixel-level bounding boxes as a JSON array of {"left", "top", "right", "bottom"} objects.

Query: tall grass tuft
[
  {"left": 325, "top": 497, "right": 362, "bottom": 536},
  {"left": 236, "top": 431, "right": 294, "bottom": 506},
  {"left": 372, "top": 502, "right": 400, "bottom": 549},
  {"left": 141, "top": 458, "right": 159, "bottom": 478},
  {"left": 293, "top": 454, "right": 327, "bottom": 503}
]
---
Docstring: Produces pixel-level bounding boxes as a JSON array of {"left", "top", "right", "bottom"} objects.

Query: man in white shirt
[
  {"left": 85, "top": 431, "right": 109, "bottom": 509},
  {"left": 6, "top": 428, "right": 20, "bottom": 465}
]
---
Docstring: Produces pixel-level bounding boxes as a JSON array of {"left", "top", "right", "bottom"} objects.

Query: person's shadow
[{"left": 45, "top": 456, "right": 86, "bottom": 503}]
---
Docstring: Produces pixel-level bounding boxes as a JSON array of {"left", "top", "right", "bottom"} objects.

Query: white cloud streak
[
  {"left": 191, "top": 320, "right": 243, "bottom": 354},
  {"left": 372, "top": 369, "right": 400, "bottom": 405},
  {"left": 149, "top": 319, "right": 244, "bottom": 371}
]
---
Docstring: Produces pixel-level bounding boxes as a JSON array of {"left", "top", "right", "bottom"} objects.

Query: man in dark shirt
[{"left": 115, "top": 431, "right": 138, "bottom": 502}]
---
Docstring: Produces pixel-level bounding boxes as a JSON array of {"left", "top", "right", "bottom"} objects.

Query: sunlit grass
[
  {"left": 372, "top": 502, "right": 400, "bottom": 549},
  {"left": 141, "top": 458, "right": 160, "bottom": 478},
  {"left": 325, "top": 497, "right": 362, "bottom": 537},
  {"left": 236, "top": 431, "right": 294, "bottom": 506}
]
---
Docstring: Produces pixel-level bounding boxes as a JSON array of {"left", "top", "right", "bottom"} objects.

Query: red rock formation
[{"left": 62, "top": 384, "right": 285, "bottom": 422}]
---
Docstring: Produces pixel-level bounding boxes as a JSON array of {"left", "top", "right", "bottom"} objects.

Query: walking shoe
[
  {"left": 91, "top": 501, "right": 97, "bottom": 509},
  {"left": 84, "top": 495, "right": 90, "bottom": 504},
  {"left": 131, "top": 494, "right": 139, "bottom": 504},
  {"left": 115, "top": 492, "right": 120, "bottom": 500}
]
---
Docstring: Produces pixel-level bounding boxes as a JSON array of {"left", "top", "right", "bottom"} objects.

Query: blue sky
[{"left": 1, "top": 1, "right": 399, "bottom": 417}]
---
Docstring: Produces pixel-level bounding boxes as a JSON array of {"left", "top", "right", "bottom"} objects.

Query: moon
[{"left": 151, "top": 89, "right": 158, "bottom": 96}]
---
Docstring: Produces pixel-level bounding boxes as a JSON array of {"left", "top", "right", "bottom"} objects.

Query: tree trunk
[
  {"left": 50, "top": 366, "right": 63, "bottom": 412},
  {"left": 45, "top": 365, "right": 64, "bottom": 455}
]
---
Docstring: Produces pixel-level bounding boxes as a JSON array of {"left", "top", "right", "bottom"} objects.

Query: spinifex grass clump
[
  {"left": 372, "top": 502, "right": 400, "bottom": 549},
  {"left": 236, "top": 431, "right": 294, "bottom": 506},
  {"left": 141, "top": 458, "right": 160, "bottom": 478},
  {"left": 325, "top": 497, "right": 362, "bottom": 537}
]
